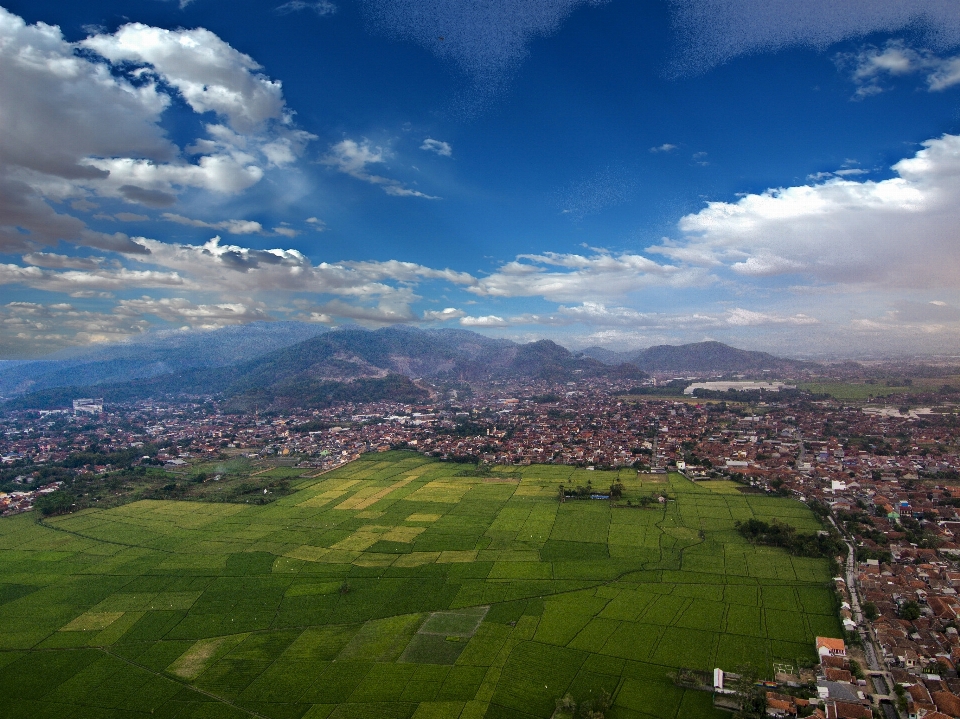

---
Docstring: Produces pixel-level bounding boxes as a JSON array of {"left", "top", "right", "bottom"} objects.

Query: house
[
  {"left": 825, "top": 701, "right": 872, "bottom": 719},
  {"left": 906, "top": 683, "right": 937, "bottom": 718},
  {"left": 932, "top": 690, "right": 960, "bottom": 717},
  {"left": 765, "top": 692, "right": 808, "bottom": 717},
  {"left": 816, "top": 637, "right": 847, "bottom": 658},
  {"left": 765, "top": 693, "right": 797, "bottom": 716},
  {"left": 824, "top": 667, "right": 854, "bottom": 683}
]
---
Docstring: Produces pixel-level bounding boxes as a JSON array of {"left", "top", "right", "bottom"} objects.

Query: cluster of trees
[
  {"left": 34, "top": 490, "right": 74, "bottom": 516},
  {"left": 554, "top": 689, "right": 612, "bottom": 719},
  {"left": 291, "top": 419, "right": 333, "bottom": 433},
  {"left": 855, "top": 546, "right": 892, "bottom": 564},
  {"left": 734, "top": 519, "right": 845, "bottom": 558},
  {"left": 689, "top": 388, "right": 803, "bottom": 403},
  {"left": 899, "top": 600, "right": 922, "bottom": 621},
  {"left": 559, "top": 480, "right": 606, "bottom": 499},
  {"left": 440, "top": 419, "right": 489, "bottom": 438},
  {"left": 837, "top": 509, "right": 889, "bottom": 548},
  {"left": 898, "top": 517, "right": 942, "bottom": 549},
  {"left": 59, "top": 443, "right": 160, "bottom": 469},
  {"left": 731, "top": 665, "right": 768, "bottom": 719},
  {"left": 530, "top": 393, "right": 563, "bottom": 403},
  {"left": 18, "top": 443, "right": 168, "bottom": 514},
  {"left": 626, "top": 380, "right": 690, "bottom": 396},
  {"left": 33, "top": 464, "right": 168, "bottom": 516}
]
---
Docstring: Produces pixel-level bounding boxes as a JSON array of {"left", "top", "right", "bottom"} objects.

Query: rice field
[{"left": 0, "top": 451, "right": 841, "bottom": 719}]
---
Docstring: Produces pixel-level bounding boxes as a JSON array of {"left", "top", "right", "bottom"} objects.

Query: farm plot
[{"left": 0, "top": 451, "right": 841, "bottom": 719}]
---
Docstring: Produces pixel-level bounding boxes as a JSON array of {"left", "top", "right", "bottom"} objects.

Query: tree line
[{"left": 734, "top": 518, "right": 845, "bottom": 558}]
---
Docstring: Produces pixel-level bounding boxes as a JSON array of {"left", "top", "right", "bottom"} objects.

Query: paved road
[{"left": 828, "top": 515, "right": 885, "bottom": 672}]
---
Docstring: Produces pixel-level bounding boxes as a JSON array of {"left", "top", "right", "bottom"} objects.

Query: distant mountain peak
[{"left": 582, "top": 340, "right": 806, "bottom": 372}]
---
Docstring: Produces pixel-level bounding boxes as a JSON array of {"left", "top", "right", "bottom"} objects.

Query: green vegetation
[
  {"left": 625, "top": 379, "right": 691, "bottom": 396},
  {"left": 899, "top": 600, "right": 922, "bottom": 621},
  {"left": 0, "top": 451, "right": 841, "bottom": 718},
  {"left": 797, "top": 381, "right": 914, "bottom": 401},
  {"left": 21, "top": 455, "right": 301, "bottom": 515},
  {"left": 731, "top": 665, "right": 767, "bottom": 718},
  {"left": 735, "top": 518, "right": 846, "bottom": 558},
  {"left": 6, "top": 371, "right": 428, "bottom": 411}
]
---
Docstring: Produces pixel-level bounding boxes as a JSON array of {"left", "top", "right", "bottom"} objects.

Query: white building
[{"left": 73, "top": 398, "right": 103, "bottom": 415}]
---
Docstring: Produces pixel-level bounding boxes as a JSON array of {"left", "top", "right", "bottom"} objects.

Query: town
[{"left": 5, "top": 373, "right": 960, "bottom": 718}]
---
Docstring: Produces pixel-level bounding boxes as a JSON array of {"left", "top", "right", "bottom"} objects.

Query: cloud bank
[
  {"left": 657, "top": 133, "right": 960, "bottom": 290},
  {"left": 0, "top": 8, "right": 313, "bottom": 255}
]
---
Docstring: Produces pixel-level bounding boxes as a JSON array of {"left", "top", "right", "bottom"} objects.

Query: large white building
[
  {"left": 683, "top": 381, "right": 796, "bottom": 395},
  {"left": 72, "top": 398, "right": 103, "bottom": 415}
]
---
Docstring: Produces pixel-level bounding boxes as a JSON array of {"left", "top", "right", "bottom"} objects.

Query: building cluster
[
  {"left": 0, "top": 481, "right": 62, "bottom": 515},
  {"left": 3, "top": 377, "right": 960, "bottom": 486}
]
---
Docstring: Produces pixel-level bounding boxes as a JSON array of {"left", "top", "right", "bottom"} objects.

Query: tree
[
  {"left": 555, "top": 693, "right": 576, "bottom": 717},
  {"left": 34, "top": 490, "right": 73, "bottom": 516},
  {"left": 899, "top": 600, "right": 921, "bottom": 621},
  {"left": 576, "top": 689, "right": 612, "bottom": 719},
  {"left": 862, "top": 601, "right": 879, "bottom": 621},
  {"left": 732, "top": 665, "right": 766, "bottom": 719}
]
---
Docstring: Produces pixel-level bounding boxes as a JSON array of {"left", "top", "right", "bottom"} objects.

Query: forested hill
[
  {"left": 3, "top": 328, "right": 812, "bottom": 411},
  {"left": 582, "top": 341, "right": 813, "bottom": 372},
  {"left": 3, "top": 327, "right": 644, "bottom": 410}
]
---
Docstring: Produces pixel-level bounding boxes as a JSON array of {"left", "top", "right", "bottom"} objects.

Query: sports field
[{"left": 0, "top": 451, "right": 841, "bottom": 719}]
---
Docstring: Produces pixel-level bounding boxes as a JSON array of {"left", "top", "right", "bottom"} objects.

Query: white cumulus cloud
[
  {"left": 0, "top": 8, "right": 313, "bottom": 255},
  {"left": 116, "top": 296, "right": 271, "bottom": 327},
  {"left": 653, "top": 132, "right": 960, "bottom": 290},
  {"left": 470, "top": 251, "right": 703, "bottom": 302},
  {"left": 836, "top": 40, "right": 960, "bottom": 98},
  {"left": 82, "top": 24, "right": 286, "bottom": 134},
  {"left": 423, "top": 307, "right": 466, "bottom": 321},
  {"left": 460, "top": 315, "right": 509, "bottom": 327},
  {"left": 162, "top": 213, "right": 265, "bottom": 235},
  {"left": 421, "top": 138, "right": 453, "bottom": 157}
]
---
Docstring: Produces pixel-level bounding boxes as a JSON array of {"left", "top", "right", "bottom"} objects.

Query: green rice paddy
[{"left": 0, "top": 451, "right": 841, "bottom": 719}]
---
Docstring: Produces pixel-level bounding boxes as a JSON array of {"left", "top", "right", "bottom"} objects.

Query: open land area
[{"left": 0, "top": 451, "right": 840, "bottom": 719}]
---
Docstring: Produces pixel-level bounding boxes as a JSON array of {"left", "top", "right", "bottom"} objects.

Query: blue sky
[{"left": 2, "top": 0, "right": 960, "bottom": 358}]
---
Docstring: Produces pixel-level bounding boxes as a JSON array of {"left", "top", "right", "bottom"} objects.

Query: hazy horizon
[{"left": 6, "top": 321, "right": 960, "bottom": 365}]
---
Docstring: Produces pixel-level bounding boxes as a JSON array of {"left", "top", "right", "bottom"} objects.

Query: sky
[{"left": 3, "top": 0, "right": 960, "bottom": 359}]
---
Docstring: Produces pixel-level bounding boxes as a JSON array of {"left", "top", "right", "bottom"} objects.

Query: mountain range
[
  {"left": 580, "top": 341, "right": 805, "bottom": 372},
  {"left": 0, "top": 322, "right": 328, "bottom": 399},
  {"left": 0, "top": 325, "right": 807, "bottom": 410}
]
